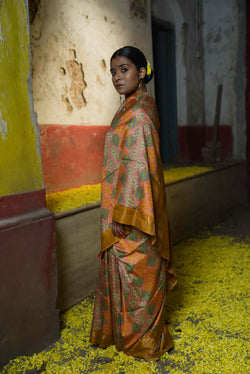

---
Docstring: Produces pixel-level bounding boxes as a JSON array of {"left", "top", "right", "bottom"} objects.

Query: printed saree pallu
[{"left": 90, "top": 92, "right": 177, "bottom": 361}]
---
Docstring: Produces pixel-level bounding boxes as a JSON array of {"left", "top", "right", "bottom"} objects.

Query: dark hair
[{"left": 110, "top": 46, "right": 154, "bottom": 84}]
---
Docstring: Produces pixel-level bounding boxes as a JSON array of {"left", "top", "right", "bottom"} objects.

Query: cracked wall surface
[
  {"left": 28, "top": 0, "right": 153, "bottom": 191},
  {"left": 30, "top": 0, "right": 153, "bottom": 126}
]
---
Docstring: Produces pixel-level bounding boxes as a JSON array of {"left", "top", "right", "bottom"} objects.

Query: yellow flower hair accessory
[{"left": 146, "top": 60, "right": 151, "bottom": 76}]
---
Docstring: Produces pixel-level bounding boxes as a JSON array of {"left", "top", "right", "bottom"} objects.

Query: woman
[{"left": 90, "top": 46, "right": 177, "bottom": 361}]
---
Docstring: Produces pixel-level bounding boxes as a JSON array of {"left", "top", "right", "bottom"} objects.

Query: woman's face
[{"left": 110, "top": 56, "right": 145, "bottom": 98}]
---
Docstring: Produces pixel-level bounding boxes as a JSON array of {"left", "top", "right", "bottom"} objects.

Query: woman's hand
[{"left": 112, "top": 220, "right": 126, "bottom": 239}]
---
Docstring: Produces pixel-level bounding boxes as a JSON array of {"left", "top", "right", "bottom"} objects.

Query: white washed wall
[
  {"left": 30, "top": 0, "right": 153, "bottom": 125},
  {"left": 203, "top": 0, "right": 246, "bottom": 157}
]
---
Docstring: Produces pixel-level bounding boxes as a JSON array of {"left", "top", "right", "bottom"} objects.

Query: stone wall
[
  {"left": 203, "top": 0, "right": 246, "bottom": 159},
  {"left": 0, "top": 0, "right": 59, "bottom": 365},
  {"left": 152, "top": 0, "right": 246, "bottom": 161},
  {"left": 30, "top": 0, "right": 154, "bottom": 192}
]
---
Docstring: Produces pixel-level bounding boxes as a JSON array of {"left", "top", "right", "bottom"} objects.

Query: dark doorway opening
[{"left": 152, "top": 17, "right": 178, "bottom": 163}]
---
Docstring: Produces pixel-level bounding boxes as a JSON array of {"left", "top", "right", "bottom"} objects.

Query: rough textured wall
[
  {"left": 29, "top": 0, "right": 154, "bottom": 192},
  {"left": 0, "top": 1, "right": 59, "bottom": 365},
  {"left": 203, "top": 0, "right": 246, "bottom": 158},
  {"left": 179, "top": 0, "right": 205, "bottom": 127},
  {"left": 152, "top": 0, "right": 205, "bottom": 127},
  {"left": 152, "top": 0, "right": 245, "bottom": 161},
  {"left": 152, "top": 0, "right": 187, "bottom": 126},
  {"left": 203, "top": 0, "right": 233, "bottom": 126},
  {"left": 30, "top": 0, "right": 153, "bottom": 126},
  {"left": 233, "top": 0, "right": 246, "bottom": 158},
  {"left": 0, "top": 0, "right": 44, "bottom": 196}
]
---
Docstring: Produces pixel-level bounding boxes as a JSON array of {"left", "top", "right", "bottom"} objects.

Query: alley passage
[{"left": 2, "top": 208, "right": 249, "bottom": 374}]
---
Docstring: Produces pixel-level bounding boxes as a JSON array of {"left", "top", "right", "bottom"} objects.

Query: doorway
[{"left": 152, "top": 17, "right": 178, "bottom": 163}]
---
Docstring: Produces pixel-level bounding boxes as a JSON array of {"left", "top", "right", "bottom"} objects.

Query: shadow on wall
[{"left": 28, "top": 0, "right": 40, "bottom": 23}]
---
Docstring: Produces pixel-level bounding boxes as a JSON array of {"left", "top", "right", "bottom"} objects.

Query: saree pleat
[{"left": 90, "top": 228, "right": 173, "bottom": 361}]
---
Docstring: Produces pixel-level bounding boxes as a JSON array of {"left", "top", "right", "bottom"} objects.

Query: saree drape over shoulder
[{"left": 90, "top": 92, "right": 177, "bottom": 361}]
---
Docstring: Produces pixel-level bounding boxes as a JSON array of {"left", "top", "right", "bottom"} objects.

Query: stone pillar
[{"left": 0, "top": 0, "right": 59, "bottom": 366}]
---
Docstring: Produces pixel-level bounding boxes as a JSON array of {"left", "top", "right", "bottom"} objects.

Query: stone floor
[{"left": 209, "top": 201, "right": 250, "bottom": 239}]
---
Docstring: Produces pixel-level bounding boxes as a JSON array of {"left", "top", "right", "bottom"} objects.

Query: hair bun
[{"left": 144, "top": 69, "right": 154, "bottom": 84}]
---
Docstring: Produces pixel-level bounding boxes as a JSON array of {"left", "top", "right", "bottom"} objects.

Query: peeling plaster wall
[
  {"left": 30, "top": 0, "right": 153, "bottom": 126},
  {"left": 203, "top": 0, "right": 246, "bottom": 158},
  {"left": 0, "top": 0, "right": 44, "bottom": 196}
]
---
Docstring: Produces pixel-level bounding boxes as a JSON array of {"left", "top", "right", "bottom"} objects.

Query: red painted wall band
[
  {"left": 178, "top": 125, "right": 233, "bottom": 162},
  {"left": 40, "top": 125, "right": 109, "bottom": 193},
  {"left": 39, "top": 124, "right": 233, "bottom": 193},
  {"left": 0, "top": 189, "right": 46, "bottom": 220}
]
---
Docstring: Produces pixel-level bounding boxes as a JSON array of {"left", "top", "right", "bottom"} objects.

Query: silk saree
[{"left": 90, "top": 92, "right": 177, "bottom": 361}]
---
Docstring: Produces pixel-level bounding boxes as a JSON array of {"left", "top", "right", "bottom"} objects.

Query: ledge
[
  {"left": 54, "top": 160, "right": 245, "bottom": 220},
  {"left": 54, "top": 160, "right": 246, "bottom": 311}
]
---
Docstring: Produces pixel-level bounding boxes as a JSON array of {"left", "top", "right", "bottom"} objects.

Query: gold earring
[{"left": 138, "top": 78, "right": 143, "bottom": 97}]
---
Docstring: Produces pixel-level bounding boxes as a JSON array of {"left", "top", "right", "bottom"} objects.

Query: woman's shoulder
[
  {"left": 138, "top": 93, "right": 158, "bottom": 119},
  {"left": 136, "top": 91, "right": 155, "bottom": 105},
  {"left": 128, "top": 92, "right": 156, "bottom": 115},
  {"left": 127, "top": 94, "right": 158, "bottom": 132}
]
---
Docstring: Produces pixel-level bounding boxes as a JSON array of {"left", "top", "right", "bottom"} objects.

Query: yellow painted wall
[{"left": 0, "top": 0, "right": 44, "bottom": 196}]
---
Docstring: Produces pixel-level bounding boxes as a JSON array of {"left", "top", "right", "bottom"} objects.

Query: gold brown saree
[{"left": 90, "top": 92, "right": 177, "bottom": 361}]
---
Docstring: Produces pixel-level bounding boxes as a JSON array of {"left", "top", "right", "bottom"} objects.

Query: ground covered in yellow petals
[
  {"left": 163, "top": 165, "right": 213, "bottom": 184},
  {"left": 2, "top": 205, "right": 249, "bottom": 374},
  {"left": 46, "top": 183, "right": 101, "bottom": 214},
  {"left": 46, "top": 166, "right": 212, "bottom": 214}
]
